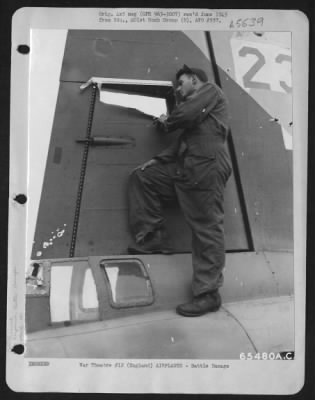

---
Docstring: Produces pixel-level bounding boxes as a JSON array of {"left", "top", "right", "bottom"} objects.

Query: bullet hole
[
  {"left": 17, "top": 45, "right": 30, "bottom": 54},
  {"left": 270, "top": 118, "right": 279, "bottom": 123},
  {"left": 289, "top": 122, "right": 293, "bottom": 126},
  {"left": 12, "top": 344, "right": 24, "bottom": 355},
  {"left": 254, "top": 32, "right": 264, "bottom": 37},
  {"left": 14, "top": 194, "right": 27, "bottom": 204}
]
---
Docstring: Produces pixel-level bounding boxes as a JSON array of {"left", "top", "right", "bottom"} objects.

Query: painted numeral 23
[{"left": 239, "top": 46, "right": 292, "bottom": 93}]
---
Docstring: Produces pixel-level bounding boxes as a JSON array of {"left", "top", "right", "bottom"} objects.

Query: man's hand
[
  {"left": 138, "top": 159, "right": 158, "bottom": 171},
  {"left": 153, "top": 114, "right": 168, "bottom": 124},
  {"left": 153, "top": 114, "right": 169, "bottom": 132},
  {"left": 157, "top": 114, "right": 168, "bottom": 123}
]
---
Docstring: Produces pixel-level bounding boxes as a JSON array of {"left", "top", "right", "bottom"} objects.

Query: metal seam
[
  {"left": 222, "top": 305, "right": 259, "bottom": 353},
  {"left": 69, "top": 84, "right": 97, "bottom": 257}
]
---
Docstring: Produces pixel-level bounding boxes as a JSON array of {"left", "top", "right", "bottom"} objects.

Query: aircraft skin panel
[
  {"left": 31, "top": 82, "right": 92, "bottom": 259},
  {"left": 26, "top": 308, "right": 256, "bottom": 359},
  {"left": 25, "top": 31, "right": 295, "bottom": 359},
  {"left": 26, "top": 251, "right": 293, "bottom": 333},
  {"left": 25, "top": 296, "right": 293, "bottom": 359},
  {"left": 217, "top": 68, "right": 293, "bottom": 251},
  {"left": 32, "top": 30, "right": 249, "bottom": 259},
  {"left": 225, "top": 296, "right": 294, "bottom": 354},
  {"left": 210, "top": 31, "right": 293, "bottom": 251},
  {"left": 60, "top": 30, "right": 215, "bottom": 83},
  {"left": 25, "top": 296, "right": 50, "bottom": 334},
  {"left": 75, "top": 82, "right": 248, "bottom": 256}
]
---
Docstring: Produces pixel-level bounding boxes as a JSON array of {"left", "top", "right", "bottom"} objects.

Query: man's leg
[
  {"left": 179, "top": 187, "right": 225, "bottom": 292},
  {"left": 128, "top": 163, "right": 176, "bottom": 253},
  {"left": 175, "top": 169, "right": 228, "bottom": 315}
]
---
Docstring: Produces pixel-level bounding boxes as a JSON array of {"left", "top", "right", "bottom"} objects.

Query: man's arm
[{"left": 158, "top": 83, "right": 222, "bottom": 132}]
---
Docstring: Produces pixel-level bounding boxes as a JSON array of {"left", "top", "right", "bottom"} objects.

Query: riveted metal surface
[
  {"left": 223, "top": 69, "right": 292, "bottom": 250},
  {"left": 31, "top": 83, "right": 93, "bottom": 259},
  {"left": 31, "top": 31, "right": 249, "bottom": 259},
  {"left": 25, "top": 251, "right": 293, "bottom": 333},
  {"left": 69, "top": 84, "right": 98, "bottom": 257},
  {"left": 60, "top": 31, "right": 214, "bottom": 83},
  {"left": 25, "top": 30, "right": 296, "bottom": 364},
  {"left": 210, "top": 31, "right": 293, "bottom": 251},
  {"left": 25, "top": 296, "right": 294, "bottom": 359},
  {"left": 26, "top": 308, "right": 255, "bottom": 359},
  {"left": 224, "top": 296, "right": 294, "bottom": 353},
  {"left": 25, "top": 296, "right": 50, "bottom": 333}
]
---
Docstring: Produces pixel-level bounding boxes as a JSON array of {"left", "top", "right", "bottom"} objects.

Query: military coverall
[{"left": 128, "top": 82, "right": 232, "bottom": 296}]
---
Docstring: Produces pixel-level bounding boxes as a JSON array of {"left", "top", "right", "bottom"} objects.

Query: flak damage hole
[
  {"left": 17, "top": 45, "right": 30, "bottom": 54},
  {"left": 12, "top": 344, "right": 24, "bottom": 355},
  {"left": 14, "top": 194, "right": 27, "bottom": 204}
]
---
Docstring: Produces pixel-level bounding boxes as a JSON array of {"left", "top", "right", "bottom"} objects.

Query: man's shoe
[
  {"left": 176, "top": 290, "right": 221, "bottom": 317},
  {"left": 128, "top": 229, "right": 173, "bottom": 255}
]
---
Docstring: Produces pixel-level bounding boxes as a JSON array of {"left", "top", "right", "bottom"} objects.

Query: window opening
[
  {"left": 100, "top": 90, "right": 167, "bottom": 118},
  {"left": 80, "top": 77, "right": 176, "bottom": 117},
  {"left": 81, "top": 268, "right": 99, "bottom": 309},
  {"left": 50, "top": 265, "right": 73, "bottom": 322},
  {"left": 101, "top": 259, "right": 154, "bottom": 308}
]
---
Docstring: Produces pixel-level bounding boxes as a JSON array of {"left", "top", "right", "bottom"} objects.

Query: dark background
[{"left": 0, "top": 0, "right": 314, "bottom": 399}]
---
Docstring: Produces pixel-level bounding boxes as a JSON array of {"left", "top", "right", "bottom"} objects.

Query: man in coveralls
[{"left": 128, "top": 65, "right": 232, "bottom": 316}]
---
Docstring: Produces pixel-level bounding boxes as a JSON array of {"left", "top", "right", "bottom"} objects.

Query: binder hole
[
  {"left": 17, "top": 45, "right": 30, "bottom": 54},
  {"left": 12, "top": 344, "right": 24, "bottom": 355},
  {"left": 14, "top": 194, "right": 27, "bottom": 204}
]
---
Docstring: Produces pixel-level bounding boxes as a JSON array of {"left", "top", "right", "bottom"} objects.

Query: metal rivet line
[{"left": 69, "top": 84, "right": 98, "bottom": 257}]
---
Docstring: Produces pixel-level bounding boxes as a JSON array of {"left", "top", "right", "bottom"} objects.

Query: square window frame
[{"left": 100, "top": 258, "right": 155, "bottom": 309}]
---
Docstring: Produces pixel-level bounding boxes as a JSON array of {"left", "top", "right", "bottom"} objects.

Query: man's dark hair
[{"left": 176, "top": 64, "right": 208, "bottom": 83}]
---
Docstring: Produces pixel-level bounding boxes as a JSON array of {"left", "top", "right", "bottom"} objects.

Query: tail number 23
[{"left": 239, "top": 46, "right": 292, "bottom": 93}]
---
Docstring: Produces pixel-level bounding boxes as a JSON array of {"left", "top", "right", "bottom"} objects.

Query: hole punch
[
  {"left": 17, "top": 45, "right": 30, "bottom": 54},
  {"left": 14, "top": 194, "right": 27, "bottom": 204},
  {"left": 12, "top": 344, "right": 24, "bottom": 355}
]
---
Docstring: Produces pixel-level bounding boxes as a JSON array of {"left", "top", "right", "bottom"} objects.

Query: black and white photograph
[{"left": 7, "top": 8, "right": 309, "bottom": 394}]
